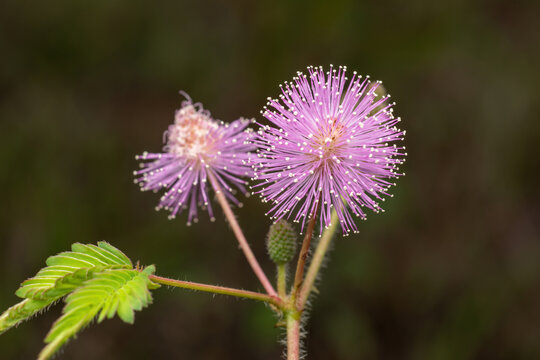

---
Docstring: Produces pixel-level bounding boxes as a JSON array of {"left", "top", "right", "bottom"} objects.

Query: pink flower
[
  {"left": 134, "top": 94, "right": 255, "bottom": 224},
  {"left": 252, "top": 66, "right": 406, "bottom": 234}
]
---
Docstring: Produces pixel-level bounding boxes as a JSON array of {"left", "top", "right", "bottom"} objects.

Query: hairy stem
[
  {"left": 149, "top": 275, "right": 283, "bottom": 307},
  {"left": 208, "top": 172, "right": 278, "bottom": 298},
  {"left": 292, "top": 213, "right": 318, "bottom": 299},
  {"left": 297, "top": 209, "right": 339, "bottom": 309},
  {"left": 277, "top": 264, "right": 287, "bottom": 299},
  {"left": 286, "top": 311, "right": 301, "bottom": 360}
]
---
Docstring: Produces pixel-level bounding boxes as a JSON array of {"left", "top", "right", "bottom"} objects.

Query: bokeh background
[{"left": 1, "top": 0, "right": 539, "bottom": 359}]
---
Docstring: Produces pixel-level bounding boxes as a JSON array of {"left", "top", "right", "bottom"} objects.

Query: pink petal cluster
[
  {"left": 252, "top": 65, "right": 406, "bottom": 234},
  {"left": 134, "top": 94, "right": 255, "bottom": 224}
]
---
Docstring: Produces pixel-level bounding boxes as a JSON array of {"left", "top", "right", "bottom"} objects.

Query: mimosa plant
[{"left": 0, "top": 65, "right": 406, "bottom": 359}]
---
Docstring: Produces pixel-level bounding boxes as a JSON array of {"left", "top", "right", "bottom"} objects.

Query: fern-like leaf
[
  {"left": 16, "top": 242, "right": 132, "bottom": 300},
  {"left": 0, "top": 242, "right": 133, "bottom": 335},
  {"left": 0, "top": 298, "right": 55, "bottom": 335},
  {"left": 38, "top": 265, "right": 156, "bottom": 360},
  {"left": 0, "top": 242, "right": 159, "bottom": 359}
]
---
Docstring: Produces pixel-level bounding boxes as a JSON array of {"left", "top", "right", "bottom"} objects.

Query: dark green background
[{"left": 1, "top": 0, "right": 539, "bottom": 359}]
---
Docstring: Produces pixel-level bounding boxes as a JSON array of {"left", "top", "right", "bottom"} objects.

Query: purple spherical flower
[
  {"left": 134, "top": 93, "right": 255, "bottom": 224},
  {"left": 252, "top": 65, "right": 406, "bottom": 234}
]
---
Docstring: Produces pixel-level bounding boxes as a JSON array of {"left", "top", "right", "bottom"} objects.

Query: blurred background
[{"left": 1, "top": 0, "right": 539, "bottom": 359}]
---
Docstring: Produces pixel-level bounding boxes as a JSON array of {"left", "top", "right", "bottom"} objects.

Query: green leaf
[
  {"left": 0, "top": 241, "right": 159, "bottom": 359},
  {"left": 0, "top": 298, "right": 55, "bottom": 335},
  {"left": 38, "top": 266, "right": 156, "bottom": 360},
  {"left": 0, "top": 242, "right": 134, "bottom": 336},
  {"left": 16, "top": 242, "right": 132, "bottom": 300}
]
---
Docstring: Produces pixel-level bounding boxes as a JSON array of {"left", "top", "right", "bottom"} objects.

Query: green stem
[
  {"left": 149, "top": 275, "right": 283, "bottom": 307},
  {"left": 277, "top": 264, "right": 287, "bottom": 298},
  {"left": 297, "top": 209, "right": 339, "bottom": 309}
]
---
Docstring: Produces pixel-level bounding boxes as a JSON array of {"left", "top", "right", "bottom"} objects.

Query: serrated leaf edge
[{"left": 37, "top": 267, "right": 155, "bottom": 360}]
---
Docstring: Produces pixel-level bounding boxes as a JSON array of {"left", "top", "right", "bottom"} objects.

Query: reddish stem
[
  {"left": 149, "top": 275, "right": 283, "bottom": 307},
  {"left": 208, "top": 172, "right": 278, "bottom": 298},
  {"left": 292, "top": 213, "right": 318, "bottom": 300}
]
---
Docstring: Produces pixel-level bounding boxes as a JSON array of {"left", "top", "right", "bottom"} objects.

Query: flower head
[
  {"left": 134, "top": 93, "right": 255, "bottom": 224},
  {"left": 252, "top": 65, "right": 406, "bottom": 235}
]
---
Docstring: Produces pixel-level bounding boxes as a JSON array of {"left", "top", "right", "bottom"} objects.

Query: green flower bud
[{"left": 266, "top": 220, "right": 297, "bottom": 265}]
